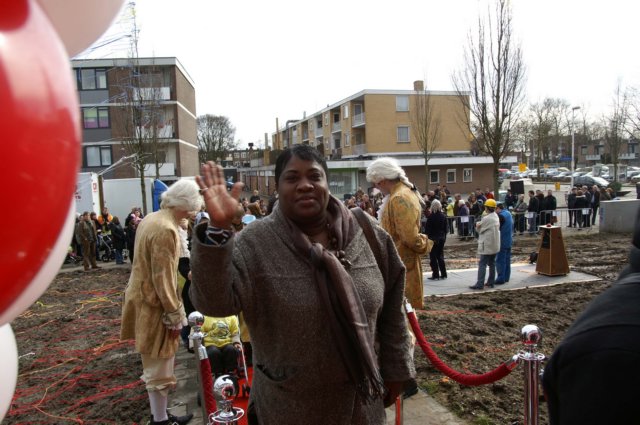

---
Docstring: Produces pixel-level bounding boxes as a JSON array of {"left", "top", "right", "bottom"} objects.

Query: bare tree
[
  {"left": 411, "top": 81, "right": 442, "bottom": 190},
  {"left": 111, "top": 7, "right": 167, "bottom": 214},
  {"left": 604, "top": 82, "right": 629, "bottom": 182},
  {"left": 625, "top": 86, "right": 640, "bottom": 137},
  {"left": 197, "top": 115, "right": 237, "bottom": 164},
  {"left": 452, "top": 0, "right": 527, "bottom": 194}
]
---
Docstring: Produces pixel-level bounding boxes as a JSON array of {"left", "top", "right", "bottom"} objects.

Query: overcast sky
[{"left": 83, "top": 0, "right": 640, "bottom": 148}]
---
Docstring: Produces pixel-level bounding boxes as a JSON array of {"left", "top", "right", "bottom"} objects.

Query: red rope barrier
[
  {"left": 199, "top": 357, "right": 217, "bottom": 417},
  {"left": 407, "top": 310, "right": 517, "bottom": 386}
]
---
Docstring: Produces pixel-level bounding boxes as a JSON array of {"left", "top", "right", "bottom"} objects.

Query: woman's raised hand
[{"left": 196, "top": 162, "right": 244, "bottom": 229}]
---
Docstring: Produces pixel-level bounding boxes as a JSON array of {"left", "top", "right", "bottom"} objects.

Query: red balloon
[{"left": 0, "top": 0, "right": 80, "bottom": 315}]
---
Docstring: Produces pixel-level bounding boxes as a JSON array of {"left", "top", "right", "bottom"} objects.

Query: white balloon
[
  {"left": 36, "top": 0, "right": 125, "bottom": 57},
  {"left": 0, "top": 324, "right": 18, "bottom": 422},
  {"left": 0, "top": 198, "right": 76, "bottom": 326}
]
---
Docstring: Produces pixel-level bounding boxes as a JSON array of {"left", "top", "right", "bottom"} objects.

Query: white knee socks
[{"left": 148, "top": 390, "right": 168, "bottom": 422}]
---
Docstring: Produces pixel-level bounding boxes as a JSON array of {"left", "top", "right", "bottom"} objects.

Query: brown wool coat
[
  {"left": 380, "top": 182, "right": 431, "bottom": 309},
  {"left": 190, "top": 206, "right": 415, "bottom": 425},
  {"left": 120, "top": 209, "right": 186, "bottom": 359}
]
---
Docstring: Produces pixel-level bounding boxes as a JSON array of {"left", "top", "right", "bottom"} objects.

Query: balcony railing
[
  {"left": 586, "top": 154, "right": 601, "bottom": 161},
  {"left": 133, "top": 87, "right": 171, "bottom": 101},
  {"left": 142, "top": 162, "right": 175, "bottom": 176},
  {"left": 136, "top": 124, "right": 175, "bottom": 139},
  {"left": 315, "top": 127, "right": 323, "bottom": 137},
  {"left": 332, "top": 122, "right": 342, "bottom": 133},
  {"left": 352, "top": 113, "right": 365, "bottom": 127},
  {"left": 620, "top": 153, "right": 637, "bottom": 160},
  {"left": 352, "top": 144, "right": 368, "bottom": 156}
]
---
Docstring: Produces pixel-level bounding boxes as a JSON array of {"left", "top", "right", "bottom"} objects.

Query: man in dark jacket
[
  {"left": 543, "top": 208, "right": 640, "bottom": 424},
  {"left": 527, "top": 191, "right": 539, "bottom": 235},
  {"left": 590, "top": 184, "right": 601, "bottom": 225},
  {"left": 541, "top": 190, "right": 557, "bottom": 225},
  {"left": 566, "top": 187, "right": 577, "bottom": 227},
  {"left": 504, "top": 189, "right": 516, "bottom": 210}
]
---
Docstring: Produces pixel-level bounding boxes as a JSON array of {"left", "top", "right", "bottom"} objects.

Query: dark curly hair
[{"left": 274, "top": 145, "right": 328, "bottom": 188}]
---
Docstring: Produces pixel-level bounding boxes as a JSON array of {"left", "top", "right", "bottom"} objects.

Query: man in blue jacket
[{"left": 494, "top": 202, "right": 513, "bottom": 285}]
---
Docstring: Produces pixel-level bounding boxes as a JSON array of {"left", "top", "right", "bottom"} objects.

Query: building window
[
  {"left": 85, "top": 146, "right": 112, "bottom": 167},
  {"left": 594, "top": 145, "right": 603, "bottom": 155},
  {"left": 447, "top": 169, "right": 456, "bottom": 183},
  {"left": 430, "top": 169, "right": 439, "bottom": 184},
  {"left": 77, "top": 68, "right": 107, "bottom": 90},
  {"left": 463, "top": 168, "right": 473, "bottom": 182},
  {"left": 345, "top": 133, "right": 350, "bottom": 147},
  {"left": 82, "top": 107, "right": 110, "bottom": 129},
  {"left": 324, "top": 113, "right": 329, "bottom": 126},
  {"left": 580, "top": 146, "right": 587, "bottom": 155},
  {"left": 629, "top": 144, "right": 637, "bottom": 154},
  {"left": 317, "top": 117, "right": 323, "bottom": 128},
  {"left": 396, "top": 95, "right": 409, "bottom": 112},
  {"left": 343, "top": 104, "right": 349, "bottom": 119},
  {"left": 397, "top": 126, "right": 410, "bottom": 143}
]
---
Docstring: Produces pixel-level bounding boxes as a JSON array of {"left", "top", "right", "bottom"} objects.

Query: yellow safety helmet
[{"left": 484, "top": 199, "right": 497, "bottom": 208}]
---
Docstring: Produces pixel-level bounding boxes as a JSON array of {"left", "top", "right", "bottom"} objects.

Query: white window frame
[
  {"left": 397, "top": 126, "right": 410, "bottom": 143},
  {"left": 345, "top": 132, "right": 350, "bottom": 147},
  {"left": 430, "top": 169, "right": 440, "bottom": 184},
  {"left": 343, "top": 104, "right": 349, "bottom": 119},
  {"left": 463, "top": 168, "right": 473, "bottom": 183},
  {"left": 396, "top": 95, "right": 409, "bottom": 112},
  {"left": 446, "top": 169, "right": 456, "bottom": 183}
]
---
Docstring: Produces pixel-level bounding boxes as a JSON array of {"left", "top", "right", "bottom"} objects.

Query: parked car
[
  {"left": 573, "top": 175, "right": 609, "bottom": 188},
  {"left": 553, "top": 171, "right": 572, "bottom": 182}
]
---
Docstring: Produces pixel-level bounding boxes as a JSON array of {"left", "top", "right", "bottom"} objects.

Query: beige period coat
[
  {"left": 379, "top": 182, "right": 431, "bottom": 309},
  {"left": 120, "top": 209, "right": 186, "bottom": 359}
]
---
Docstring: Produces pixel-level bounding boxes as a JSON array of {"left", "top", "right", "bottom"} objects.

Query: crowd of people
[
  {"left": 71, "top": 148, "right": 630, "bottom": 424},
  {"left": 71, "top": 206, "right": 144, "bottom": 271}
]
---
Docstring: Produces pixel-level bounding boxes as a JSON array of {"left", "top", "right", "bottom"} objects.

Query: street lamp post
[{"left": 570, "top": 106, "right": 581, "bottom": 189}]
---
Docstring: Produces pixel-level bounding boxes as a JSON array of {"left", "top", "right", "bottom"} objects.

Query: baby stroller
[
  {"left": 97, "top": 233, "right": 115, "bottom": 262},
  {"left": 64, "top": 246, "right": 83, "bottom": 265}
]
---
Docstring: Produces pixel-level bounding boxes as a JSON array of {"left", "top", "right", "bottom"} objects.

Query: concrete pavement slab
[{"left": 424, "top": 263, "right": 600, "bottom": 296}]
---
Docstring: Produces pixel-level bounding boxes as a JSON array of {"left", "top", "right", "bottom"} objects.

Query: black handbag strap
[{"left": 352, "top": 207, "right": 387, "bottom": 283}]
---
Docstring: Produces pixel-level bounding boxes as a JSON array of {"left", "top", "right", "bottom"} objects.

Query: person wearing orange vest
[{"left": 97, "top": 206, "right": 113, "bottom": 233}]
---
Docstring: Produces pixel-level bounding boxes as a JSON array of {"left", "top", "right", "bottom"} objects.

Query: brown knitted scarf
[{"left": 285, "top": 196, "right": 385, "bottom": 402}]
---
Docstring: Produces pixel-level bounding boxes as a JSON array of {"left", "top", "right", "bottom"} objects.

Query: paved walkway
[{"left": 424, "top": 263, "right": 600, "bottom": 296}]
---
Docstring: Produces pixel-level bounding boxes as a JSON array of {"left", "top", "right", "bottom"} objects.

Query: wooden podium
[{"left": 535, "top": 225, "right": 569, "bottom": 276}]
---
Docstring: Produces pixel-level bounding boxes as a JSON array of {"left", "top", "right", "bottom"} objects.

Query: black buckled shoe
[{"left": 168, "top": 413, "right": 193, "bottom": 425}]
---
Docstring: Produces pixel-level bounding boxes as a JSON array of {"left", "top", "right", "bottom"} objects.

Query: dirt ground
[
  {"left": 5, "top": 231, "right": 632, "bottom": 425},
  {"left": 414, "top": 231, "right": 629, "bottom": 425}
]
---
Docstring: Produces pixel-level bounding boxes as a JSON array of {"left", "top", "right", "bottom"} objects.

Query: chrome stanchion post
[
  {"left": 188, "top": 311, "right": 208, "bottom": 422},
  {"left": 210, "top": 375, "right": 245, "bottom": 424},
  {"left": 518, "top": 325, "right": 545, "bottom": 425}
]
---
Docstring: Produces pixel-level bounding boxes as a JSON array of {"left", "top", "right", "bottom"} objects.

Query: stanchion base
[{"left": 209, "top": 407, "right": 245, "bottom": 424}]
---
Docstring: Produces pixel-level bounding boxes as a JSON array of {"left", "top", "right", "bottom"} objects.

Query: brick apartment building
[
  {"left": 72, "top": 57, "right": 199, "bottom": 181},
  {"left": 240, "top": 81, "right": 504, "bottom": 199}
]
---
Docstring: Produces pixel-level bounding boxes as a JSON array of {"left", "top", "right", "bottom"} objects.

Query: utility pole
[{"left": 570, "top": 106, "right": 580, "bottom": 188}]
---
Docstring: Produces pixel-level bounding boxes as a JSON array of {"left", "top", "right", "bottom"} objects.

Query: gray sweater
[{"left": 190, "top": 206, "right": 415, "bottom": 424}]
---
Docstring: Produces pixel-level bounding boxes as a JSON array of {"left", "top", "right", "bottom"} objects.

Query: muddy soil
[
  {"left": 415, "top": 232, "right": 630, "bottom": 425},
  {"left": 5, "top": 232, "right": 632, "bottom": 425}
]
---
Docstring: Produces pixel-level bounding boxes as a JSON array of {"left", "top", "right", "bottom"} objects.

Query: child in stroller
[{"left": 96, "top": 231, "right": 115, "bottom": 262}]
